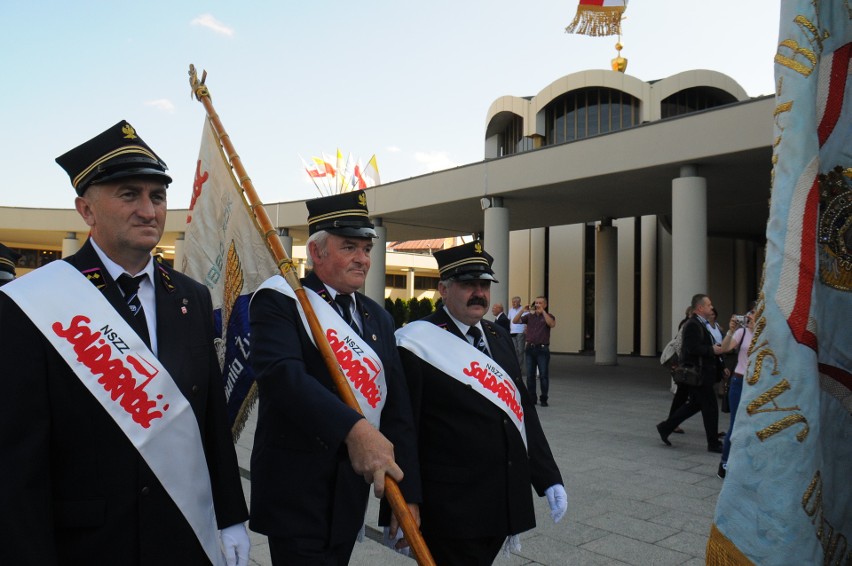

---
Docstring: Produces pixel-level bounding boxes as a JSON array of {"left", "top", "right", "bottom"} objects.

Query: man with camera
[
  {"left": 656, "top": 293, "right": 725, "bottom": 453},
  {"left": 512, "top": 296, "right": 556, "bottom": 406}
]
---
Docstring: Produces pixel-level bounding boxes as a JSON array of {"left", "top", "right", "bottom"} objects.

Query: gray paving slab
[{"left": 233, "top": 354, "right": 728, "bottom": 564}]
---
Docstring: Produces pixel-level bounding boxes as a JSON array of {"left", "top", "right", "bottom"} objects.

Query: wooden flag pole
[{"left": 187, "top": 65, "right": 434, "bottom": 566}]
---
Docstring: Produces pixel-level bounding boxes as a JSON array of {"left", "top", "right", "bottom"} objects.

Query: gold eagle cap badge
[
  {"left": 474, "top": 242, "right": 483, "bottom": 254},
  {"left": 357, "top": 192, "right": 366, "bottom": 206},
  {"left": 121, "top": 124, "right": 137, "bottom": 140}
]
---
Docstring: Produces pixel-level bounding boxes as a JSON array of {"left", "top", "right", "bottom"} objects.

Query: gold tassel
[
  {"left": 231, "top": 381, "right": 258, "bottom": 443},
  {"left": 706, "top": 524, "right": 756, "bottom": 566},
  {"left": 565, "top": 6, "right": 625, "bottom": 37}
]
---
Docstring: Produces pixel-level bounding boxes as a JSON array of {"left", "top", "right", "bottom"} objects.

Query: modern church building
[{"left": 0, "top": 68, "right": 772, "bottom": 362}]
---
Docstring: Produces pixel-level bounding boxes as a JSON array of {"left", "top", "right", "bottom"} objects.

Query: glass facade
[
  {"left": 660, "top": 86, "right": 737, "bottom": 119},
  {"left": 385, "top": 274, "right": 440, "bottom": 290},
  {"left": 496, "top": 114, "right": 534, "bottom": 156},
  {"left": 545, "top": 87, "right": 640, "bottom": 145},
  {"left": 8, "top": 247, "right": 60, "bottom": 270}
]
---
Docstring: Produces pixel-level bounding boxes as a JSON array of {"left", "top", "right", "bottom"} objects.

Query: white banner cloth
[{"left": 396, "top": 320, "right": 527, "bottom": 449}]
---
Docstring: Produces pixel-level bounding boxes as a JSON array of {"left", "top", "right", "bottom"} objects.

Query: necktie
[
  {"left": 117, "top": 273, "right": 151, "bottom": 346},
  {"left": 334, "top": 294, "right": 361, "bottom": 336},
  {"left": 467, "top": 326, "right": 489, "bottom": 356}
]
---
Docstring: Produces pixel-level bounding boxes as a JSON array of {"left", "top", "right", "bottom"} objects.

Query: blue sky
[{"left": 0, "top": 1, "right": 780, "bottom": 210}]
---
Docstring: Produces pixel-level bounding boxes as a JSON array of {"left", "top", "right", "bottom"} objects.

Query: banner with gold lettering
[
  {"left": 707, "top": 2, "right": 852, "bottom": 564},
  {"left": 182, "top": 118, "right": 277, "bottom": 439}
]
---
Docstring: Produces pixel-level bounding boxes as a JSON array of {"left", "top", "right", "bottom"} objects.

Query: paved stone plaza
[{"left": 235, "top": 355, "right": 727, "bottom": 565}]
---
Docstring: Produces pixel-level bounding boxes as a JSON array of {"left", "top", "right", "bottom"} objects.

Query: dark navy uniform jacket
[{"left": 0, "top": 239, "right": 248, "bottom": 565}]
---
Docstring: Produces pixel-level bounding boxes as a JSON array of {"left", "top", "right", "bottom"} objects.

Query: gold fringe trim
[
  {"left": 231, "top": 380, "right": 258, "bottom": 443},
  {"left": 706, "top": 524, "right": 756, "bottom": 566},
  {"left": 565, "top": 6, "right": 625, "bottom": 37}
]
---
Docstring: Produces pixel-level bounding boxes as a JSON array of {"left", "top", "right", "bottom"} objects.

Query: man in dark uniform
[
  {"left": 248, "top": 191, "right": 421, "bottom": 565},
  {"left": 0, "top": 121, "right": 249, "bottom": 565},
  {"left": 657, "top": 293, "right": 725, "bottom": 452},
  {"left": 396, "top": 240, "right": 566, "bottom": 565},
  {"left": 492, "top": 302, "right": 510, "bottom": 332},
  {"left": 0, "top": 243, "right": 20, "bottom": 286}
]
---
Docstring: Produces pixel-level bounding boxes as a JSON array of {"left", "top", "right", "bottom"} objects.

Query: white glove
[
  {"left": 501, "top": 534, "right": 522, "bottom": 557},
  {"left": 220, "top": 522, "right": 250, "bottom": 566},
  {"left": 545, "top": 484, "right": 568, "bottom": 523}
]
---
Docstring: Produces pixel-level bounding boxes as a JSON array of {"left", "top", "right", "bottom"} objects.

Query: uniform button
[
  {"left": 191, "top": 385, "right": 200, "bottom": 395},
  {"left": 141, "top": 486, "right": 150, "bottom": 496},
  {"left": 508, "top": 461, "right": 513, "bottom": 467},
  {"left": 503, "top": 418, "right": 508, "bottom": 424}
]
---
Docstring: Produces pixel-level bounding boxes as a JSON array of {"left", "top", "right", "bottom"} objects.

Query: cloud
[
  {"left": 191, "top": 14, "right": 234, "bottom": 37},
  {"left": 413, "top": 150, "right": 456, "bottom": 173},
  {"left": 145, "top": 99, "right": 175, "bottom": 113},
  {"left": 385, "top": 145, "right": 401, "bottom": 153}
]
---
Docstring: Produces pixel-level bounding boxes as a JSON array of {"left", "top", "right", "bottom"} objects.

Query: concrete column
[
  {"left": 640, "top": 216, "right": 657, "bottom": 356},
  {"left": 671, "top": 165, "right": 707, "bottom": 336},
  {"left": 172, "top": 232, "right": 185, "bottom": 270},
  {"left": 61, "top": 232, "right": 80, "bottom": 258},
  {"left": 406, "top": 268, "right": 416, "bottom": 299},
  {"left": 277, "top": 228, "right": 293, "bottom": 259},
  {"left": 365, "top": 218, "right": 386, "bottom": 304},
  {"left": 483, "top": 199, "right": 509, "bottom": 312},
  {"left": 734, "top": 239, "right": 748, "bottom": 314},
  {"left": 529, "top": 228, "right": 546, "bottom": 299},
  {"left": 615, "top": 218, "right": 635, "bottom": 354},
  {"left": 595, "top": 221, "right": 617, "bottom": 365}
]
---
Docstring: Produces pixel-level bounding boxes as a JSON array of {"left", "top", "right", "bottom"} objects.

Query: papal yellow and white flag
[
  {"left": 708, "top": 1, "right": 851, "bottom": 564},
  {"left": 182, "top": 118, "right": 277, "bottom": 439}
]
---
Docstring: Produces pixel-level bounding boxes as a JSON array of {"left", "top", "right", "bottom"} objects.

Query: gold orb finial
[{"left": 611, "top": 41, "right": 627, "bottom": 73}]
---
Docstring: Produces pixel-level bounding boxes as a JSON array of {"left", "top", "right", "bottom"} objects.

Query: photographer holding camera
[
  {"left": 513, "top": 296, "right": 556, "bottom": 406},
  {"left": 715, "top": 307, "right": 756, "bottom": 479}
]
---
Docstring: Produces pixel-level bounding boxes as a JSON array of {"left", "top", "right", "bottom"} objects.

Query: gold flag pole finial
[
  {"left": 188, "top": 64, "right": 209, "bottom": 101},
  {"left": 611, "top": 39, "right": 628, "bottom": 72}
]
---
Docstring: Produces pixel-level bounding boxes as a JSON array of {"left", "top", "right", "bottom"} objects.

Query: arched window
[
  {"left": 545, "top": 88, "right": 639, "bottom": 145},
  {"left": 490, "top": 113, "right": 533, "bottom": 156},
  {"left": 660, "top": 87, "right": 738, "bottom": 118}
]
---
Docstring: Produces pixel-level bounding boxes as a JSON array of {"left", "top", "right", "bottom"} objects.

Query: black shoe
[
  {"left": 540, "top": 400, "right": 549, "bottom": 407},
  {"left": 708, "top": 444, "right": 723, "bottom": 453},
  {"left": 717, "top": 463, "right": 726, "bottom": 479},
  {"left": 656, "top": 423, "right": 672, "bottom": 446}
]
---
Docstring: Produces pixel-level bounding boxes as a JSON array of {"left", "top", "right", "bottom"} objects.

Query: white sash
[
  {"left": 396, "top": 320, "right": 527, "bottom": 449},
  {"left": 256, "top": 276, "right": 387, "bottom": 428},
  {"left": 1, "top": 261, "right": 225, "bottom": 566}
]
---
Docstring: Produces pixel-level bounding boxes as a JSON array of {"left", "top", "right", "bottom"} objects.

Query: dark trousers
[
  {"left": 659, "top": 379, "right": 720, "bottom": 448},
  {"left": 269, "top": 535, "right": 357, "bottom": 566},
  {"left": 525, "top": 345, "right": 550, "bottom": 402},
  {"left": 425, "top": 534, "right": 506, "bottom": 566},
  {"left": 668, "top": 382, "right": 690, "bottom": 417},
  {"left": 721, "top": 374, "right": 744, "bottom": 464}
]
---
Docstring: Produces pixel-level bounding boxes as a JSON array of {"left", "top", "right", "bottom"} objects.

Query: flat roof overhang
[{"left": 0, "top": 96, "right": 773, "bottom": 250}]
